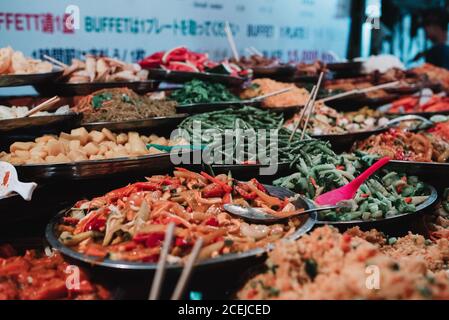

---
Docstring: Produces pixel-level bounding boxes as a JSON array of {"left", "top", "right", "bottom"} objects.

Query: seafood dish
[
  {"left": 0, "top": 128, "right": 186, "bottom": 165},
  {"left": 61, "top": 55, "right": 148, "bottom": 83},
  {"left": 71, "top": 88, "right": 177, "bottom": 123},
  {"left": 54, "top": 169, "right": 307, "bottom": 263},
  {"left": 0, "top": 47, "right": 52, "bottom": 75},
  {"left": 238, "top": 226, "right": 449, "bottom": 300}
]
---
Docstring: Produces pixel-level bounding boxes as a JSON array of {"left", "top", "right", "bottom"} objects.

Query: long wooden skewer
[
  {"left": 148, "top": 222, "right": 175, "bottom": 300},
  {"left": 170, "top": 238, "right": 204, "bottom": 300},
  {"left": 43, "top": 55, "right": 68, "bottom": 69},
  {"left": 300, "top": 72, "right": 325, "bottom": 140},
  {"left": 319, "top": 81, "right": 400, "bottom": 103},
  {"left": 224, "top": 21, "right": 240, "bottom": 61},
  {"left": 289, "top": 86, "right": 316, "bottom": 142},
  {"left": 25, "top": 96, "right": 60, "bottom": 117}
]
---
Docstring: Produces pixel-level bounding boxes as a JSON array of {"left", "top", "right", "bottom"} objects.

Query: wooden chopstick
[
  {"left": 43, "top": 55, "right": 68, "bottom": 69},
  {"left": 25, "top": 96, "right": 60, "bottom": 117},
  {"left": 250, "top": 86, "right": 295, "bottom": 103},
  {"left": 224, "top": 21, "right": 240, "bottom": 61},
  {"left": 289, "top": 85, "right": 316, "bottom": 142},
  {"left": 320, "top": 81, "right": 400, "bottom": 103},
  {"left": 148, "top": 222, "right": 176, "bottom": 300},
  {"left": 300, "top": 72, "right": 324, "bottom": 140},
  {"left": 170, "top": 238, "right": 204, "bottom": 300}
]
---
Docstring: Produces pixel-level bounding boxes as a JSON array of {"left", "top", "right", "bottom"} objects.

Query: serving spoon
[
  {"left": 315, "top": 157, "right": 390, "bottom": 206},
  {"left": 0, "top": 161, "right": 37, "bottom": 201},
  {"left": 223, "top": 203, "right": 341, "bottom": 224}
]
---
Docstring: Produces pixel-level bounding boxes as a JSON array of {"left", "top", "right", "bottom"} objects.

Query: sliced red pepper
[
  {"left": 133, "top": 182, "right": 161, "bottom": 191},
  {"left": 84, "top": 217, "right": 106, "bottom": 232},
  {"left": 62, "top": 217, "right": 80, "bottom": 226},
  {"left": 404, "top": 197, "right": 412, "bottom": 204},
  {"left": 205, "top": 217, "right": 219, "bottom": 227},
  {"left": 336, "top": 165, "right": 345, "bottom": 171},
  {"left": 235, "top": 185, "right": 257, "bottom": 200},
  {"left": 200, "top": 171, "right": 232, "bottom": 193},
  {"left": 360, "top": 193, "right": 370, "bottom": 198},
  {"left": 175, "top": 237, "right": 191, "bottom": 247},
  {"left": 133, "top": 233, "right": 165, "bottom": 248},
  {"left": 202, "top": 183, "right": 225, "bottom": 198},
  {"left": 222, "top": 193, "right": 232, "bottom": 204},
  {"left": 250, "top": 178, "right": 267, "bottom": 192},
  {"left": 309, "top": 177, "right": 318, "bottom": 189}
]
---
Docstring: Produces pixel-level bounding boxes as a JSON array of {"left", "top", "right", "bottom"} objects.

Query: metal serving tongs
[
  {"left": 223, "top": 203, "right": 342, "bottom": 224},
  {"left": 222, "top": 178, "right": 347, "bottom": 224},
  {"left": 148, "top": 222, "right": 204, "bottom": 300}
]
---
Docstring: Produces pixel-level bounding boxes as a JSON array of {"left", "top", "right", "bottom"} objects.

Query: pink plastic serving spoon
[{"left": 315, "top": 157, "right": 391, "bottom": 206}]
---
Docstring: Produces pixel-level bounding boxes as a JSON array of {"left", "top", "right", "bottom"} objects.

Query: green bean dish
[{"left": 274, "top": 140, "right": 431, "bottom": 222}]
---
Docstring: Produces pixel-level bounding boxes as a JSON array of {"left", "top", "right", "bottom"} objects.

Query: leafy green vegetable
[
  {"left": 171, "top": 79, "right": 239, "bottom": 105},
  {"left": 91, "top": 92, "right": 113, "bottom": 109}
]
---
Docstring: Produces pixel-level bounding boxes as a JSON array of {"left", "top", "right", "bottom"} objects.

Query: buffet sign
[{"left": 0, "top": 0, "right": 351, "bottom": 64}]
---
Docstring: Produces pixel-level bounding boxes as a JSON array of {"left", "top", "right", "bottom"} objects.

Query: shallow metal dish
[
  {"left": 0, "top": 68, "right": 64, "bottom": 87},
  {"left": 386, "top": 110, "right": 449, "bottom": 118},
  {"left": 387, "top": 160, "right": 449, "bottom": 177},
  {"left": 0, "top": 113, "right": 82, "bottom": 133},
  {"left": 14, "top": 152, "right": 186, "bottom": 181},
  {"left": 312, "top": 127, "right": 388, "bottom": 152},
  {"left": 315, "top": 184, "right": 438, "bottom": 227},
  {"left": 146, "top": 68, "right": 247, "bottom": 87},
  {"left": 45, "top": 192, "right": 317, "bottom": 271},
  {"left": 34, "top": 80, "right": 159, "bottom": 96},
  {"left": 81, "top": 114, "right": 189, "bottom": 132}
]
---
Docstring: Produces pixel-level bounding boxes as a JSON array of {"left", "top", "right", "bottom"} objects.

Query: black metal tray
[
  {"left": 312, "top": 127, "right": 388, "bottom": 152},
  {"left": 0, "top": 113, "right": 82, "bottom": 133},
  {"left": 0, "top": 68, "right": 63, "bottom": 87},
  {"left": 387, "top": 160, "right": 449, "bottom": 176},
  {"left": 33, "top": 80, "right": 159, "bottom": 96},
  {"left": 14, "top": 152, "right": 189, "bottom": 182},
  {"left": 81, "top": 114, "right": 188, "bottom": 132},
  {"left": 146, "top": 68, "right": 247, "bottom": 87}
]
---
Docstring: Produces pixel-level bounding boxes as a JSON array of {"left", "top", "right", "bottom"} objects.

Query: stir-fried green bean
[
  {"left": 274, "top": 139, "right": 430, "bottom": 222},
  {"left": 177, "top": 106, "right": 301, "bottom": 163}
]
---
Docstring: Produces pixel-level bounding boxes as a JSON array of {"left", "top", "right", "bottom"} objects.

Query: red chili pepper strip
[
  {"left": 133, "top": 182, "right": 161, "bottom": 191},
  {"left": 202, "top": 183, "right": 225, "bottom": 198},
  {"left": 250, "top": 178, "right": 267, "bottom": 192},
  {"left": 200, "top": 172, "right": 232, "bottom": 193},
  {"left": 234, "top": 185, "right": 257, "bottom": 200},
  {"left": 222, "top": 193, "right": 232, "bottom": 204}
]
